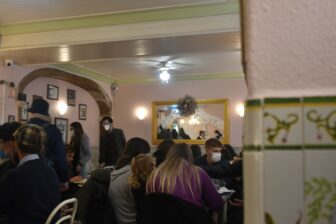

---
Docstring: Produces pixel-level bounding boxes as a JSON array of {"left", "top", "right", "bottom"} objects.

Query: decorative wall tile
[
  {"left": 303, "top": 97, "right": 336, "bottom": 148},
  {"left": 264, "top": 151, "right": 304, "bottom": 224},
  {"left": 243, "top": 96, "right": 336, "bottom": 224},
  {"left": 243, "top": 99, "right": 262, "bottom": 151},
  {"left": 304, "top": 150, "right": 336, "bottom": 224},
  {"left": 264, "top": 98, "right": 302, "bottom": 150}
]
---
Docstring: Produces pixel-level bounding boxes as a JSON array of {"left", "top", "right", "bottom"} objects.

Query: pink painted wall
[
  {"left": 114, "top": 78, "right": 247, "bottom": 147},
  {"left": 24, "top": 77, "right": 100, "bottom": 147}
]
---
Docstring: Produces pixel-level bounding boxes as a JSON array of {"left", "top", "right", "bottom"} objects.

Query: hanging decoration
[{"left": 177, "top": 95, "right": 198, "bottom": 117}]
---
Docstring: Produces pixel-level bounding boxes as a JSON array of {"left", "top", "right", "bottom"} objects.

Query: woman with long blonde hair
[{"left": 147, "top": 143, "right": 223, "bottom": 211}]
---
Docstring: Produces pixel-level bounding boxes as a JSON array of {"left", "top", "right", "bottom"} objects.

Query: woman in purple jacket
[{"left": 147, "top": 143, "right": 223, "bottom": 212}]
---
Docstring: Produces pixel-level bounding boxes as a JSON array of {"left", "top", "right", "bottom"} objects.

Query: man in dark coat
[
  {"left": 27, "top": 98, "right": 68, "bottom": 187},
  {"left": 194, "top": 138, "right": 242, "bottom": 179},
  {"left": 99, "top": 116, "right": 126, "bottom": 166},
  {"left": 0, "top": 124, "right": 60, "bottom": 224}
]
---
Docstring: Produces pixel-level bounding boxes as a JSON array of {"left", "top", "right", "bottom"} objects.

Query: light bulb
[{"left": 159, "top": 70, "right": 170, "bottom": 83}]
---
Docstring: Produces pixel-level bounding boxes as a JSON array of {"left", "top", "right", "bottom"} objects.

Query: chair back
[
  {"left": 45, "top": 198, "right": 78, "bottom": 224},
  {"left": 144, "top": 193, "right": 215, "bottom": 224}
]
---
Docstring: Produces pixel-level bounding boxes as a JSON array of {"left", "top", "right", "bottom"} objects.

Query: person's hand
[
  {"left": 76, "top": 164, "right": 82, "bottom": 173},
  {"left": 229, "top": 198, "right": 243, "bottom": 207},
  {"left": 230, "top": 156, "right": 242, "bottom": 165},
  {"left": 233, "top": 156, "right": 242, "bottom": 161}
]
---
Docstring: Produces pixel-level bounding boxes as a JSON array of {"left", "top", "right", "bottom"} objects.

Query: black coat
[
  {"left": 99, "top": 128, "right": 126, "bottom": 166},
  {"left": 75, "top": 168, "right": 116, "bottom": 224},
  {"left": 144, "top": 193, "right": 215, "bottom": 224},
  {"left": 0, "top": 159, "right": 60, "bottom": 224}
]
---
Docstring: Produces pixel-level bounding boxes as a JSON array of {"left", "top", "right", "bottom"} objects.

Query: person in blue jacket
[{"left": 27, "top": 98, "right": 69, "bottom": 189}]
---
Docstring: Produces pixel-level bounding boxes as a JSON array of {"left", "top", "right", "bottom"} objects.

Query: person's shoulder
[
  {"left": 194, "top": 155, "right": 206, "bottom": 165},
  {"left": 114, "top": 128, "right": 124, "bottom": 132},
  {"left": 82, "top": 133, "right": 90, "bottom": 140}
]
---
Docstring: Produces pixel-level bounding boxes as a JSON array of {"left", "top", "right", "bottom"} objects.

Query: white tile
[{"left": 264, "top": 151, "right": 304, "bottom": 223}]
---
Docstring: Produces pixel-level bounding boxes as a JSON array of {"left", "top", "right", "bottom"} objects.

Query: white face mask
[
  {"left": 104, "top": 124, "right": 111, "bottom": 131},
  {"left": 211, "top": 152, "right": 221, "bottom": 163}
]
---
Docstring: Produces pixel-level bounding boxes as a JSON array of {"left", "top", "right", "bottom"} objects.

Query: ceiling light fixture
[
  {"left": 159, "top": 70, "right": 170, "bottom": 83},
  {"left": 159, "top": 63, "right": 170, "bottom": 83}
]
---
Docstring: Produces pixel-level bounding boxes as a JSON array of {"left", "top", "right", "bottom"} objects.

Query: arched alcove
[{"left": 18, "top": 67, "right": 112, "bottom": 117}]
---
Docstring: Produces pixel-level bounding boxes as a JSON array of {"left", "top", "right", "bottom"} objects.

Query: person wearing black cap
[
  {"left": 27, "top": 98, "right": 69, "bottom": 188},
  {"left": 0, "top": 122, "right": 21, "bottom": 181},
  {"left": 0, "top": 124, "right": 60, "bottom": 224}
]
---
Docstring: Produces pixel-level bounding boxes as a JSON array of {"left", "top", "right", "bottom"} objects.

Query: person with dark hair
[
  {"left": 0, "top": 122, "right": 21, "bottom": 181},
  {"left": 195, "top": 138, "right": 241, "bottom": 179},
  {"left": 153, "top": 139, "right": 175, "bottom": 166},
  {"left": 109, "top": 137, "right": 150, "bottom": 224},
  {"left": 194, "top": 139, "right": 243, "bottom": 224},
  {"left": 70, "top": 122, "right": 91, "bottom": 178},
  {"left": 195, "top": 138, "right": 227, "bottom": 178},
  {"left": 99, "top": 116, "right": 126, "bottom": 167},
  {"left": 179, "top": 127, "right": 191, "bottom": 139},
  {"left": 197, "top": 130, "right": 206, "bottom": 140},
  {"left": 190, "top": 144, "right": 202, "bottom": 161},
  {"left": 157, "top": 125, "right": 172, "bottom": 140},
  {"left": 214, "top": 130, "right": 223, "bottom": 140},
  {"left": 27, "top": 98, "right": 68, "bottom": 188},
  {"left": 171, "top": 129, "right": 179, "bottom": 139},
  {"left": 0, "top": 124, "right": 60, "bottom": 224}
]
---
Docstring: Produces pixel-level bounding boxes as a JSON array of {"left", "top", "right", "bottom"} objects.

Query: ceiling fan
[{"left": 134, "top": 57, "right": 192, "bottom": 82}]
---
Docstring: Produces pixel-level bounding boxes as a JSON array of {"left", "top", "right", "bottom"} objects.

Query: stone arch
[{"left": 18, "top": 67, "right": 112, "bottom": 117}]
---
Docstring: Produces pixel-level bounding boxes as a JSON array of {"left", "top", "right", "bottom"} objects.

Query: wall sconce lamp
[
  {"left": 135, "top": 107, "right": 148, "bottom": 120},
  {"left": 57, "top": 101, "right": 68, "bottom": 115},
  {"left": 236, "top": 103, "right": 245, "bottom": 117}
]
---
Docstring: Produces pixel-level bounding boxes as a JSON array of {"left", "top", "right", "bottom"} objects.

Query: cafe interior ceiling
[{"left": 0, "top": 0, "right": 243, "bottom": 84}]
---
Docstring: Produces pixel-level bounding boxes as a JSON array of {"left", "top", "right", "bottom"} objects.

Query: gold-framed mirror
[{"left": 152, "top": 99, "right": 229, "bottom": 145}]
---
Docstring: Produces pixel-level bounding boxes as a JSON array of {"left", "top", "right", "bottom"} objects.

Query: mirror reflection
[{"left": 152, "top": 99, "right": 229, "bottom": 144}]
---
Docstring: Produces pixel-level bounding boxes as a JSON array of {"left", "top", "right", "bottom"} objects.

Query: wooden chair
[{"left": 45, "top": 198, "right": 78, "bottom": 224}]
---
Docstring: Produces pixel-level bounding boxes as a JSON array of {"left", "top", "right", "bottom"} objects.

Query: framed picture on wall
[
  {"left": 33, "top": 95, "right": 43, "bottom": 101},
  {"left": 8, "top": 115, "right": 15, "bottom": 123},
  {"left": 67, "top": 89, "right": 76, "bottom": 106},
  {"left": 47, "top": 84, "right": 59, "bottom": 100},
  {"left": 79, "top": 104, "right": 87, "bottom": 120},
  {"left": 21, "top": 102, "right": 29, "bottom": 121},
  {"left": 54, "top": 117, "right": 68, "bottom": 143}
]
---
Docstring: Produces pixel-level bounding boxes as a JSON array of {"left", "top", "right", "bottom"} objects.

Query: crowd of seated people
[{"left": 0, "top": 115, "right": 243, "bottom": 224}]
